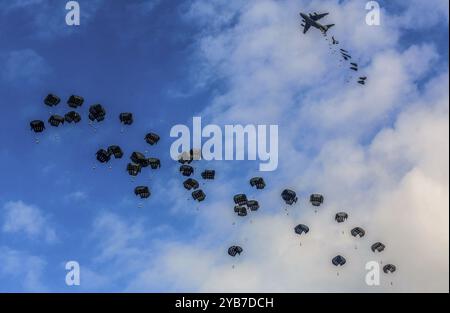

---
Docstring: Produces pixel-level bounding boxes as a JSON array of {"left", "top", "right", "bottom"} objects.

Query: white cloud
[
  {"left": 2, "top": 201, "right": 58, "bottom": 243},
  {"left": 0, "top": 49, "right": 50, "bottom": 86},
  {"left": 78, "top": 0, "right": 448, "bottom": 292},
  {"left": 0, "top": 246, "right": 47, "bottom": 292},
  {"left": 65, "top": 191, "right": 88, "bottom": 202}
]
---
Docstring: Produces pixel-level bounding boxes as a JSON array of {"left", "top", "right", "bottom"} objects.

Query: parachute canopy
[
  {"left": 234, "top": 206, "right": 247, "bottom": 217},
  {"left": 127, "top": 163, "right": 142, "bottom": 176},
  {"left": 180, "top": 165, "right": 194, "bottom": 176},
  {"left": 107, "top": 145, "right": 123, "bottom": 159},
  {"left": 228, "top": 245, "right": 243, "bottom": 257},
  {"left": 383, "top": 264, "right": 396, "bottom": 274},
  {"left": 96, "top": 149, "right": 111, "bottom": 163},
  {"left": 131, "top": 152, "right": 148, "bottom": 167},
  {"left": 64, "top": 111, "right": 81, "bottom": 123},
  {"left": 67, "top": 95, "right": 84, "bottom": 108},
  {"left": 134, "top": 186, "right": 150, "bottom": 199},
  {"left": 281, "top": 189, "right": 297, "bottom": 205},
  {"left": 48, "top": 114, "right": 65, "bottom": 127},
  {"left": 371, "top": 242, "right": 386, "bottom": 253},
  {"left": 335, "top": 212, "right": 348, "bottom": 223},
  {"left": 89, "top": 104, "right": 106, "bottom": 122},
  {"left": 192, "top": 189, "right": 206, "bottom": 202},
  {"left": 250, "top": 177, "right": 266, "bottom": 189},
  {"left": 201, "top": 170, "right": 215, "bottom": 180},
  {"left": 44, "top": 94, "right": 60, "bottom": 107},
  {"left": 351, "top": 227, "right": 366, "bottom": 238},
  {"left": 310, "top": 194, "right": 324, "bottom": 206},
  {"left": 233, "top": 194, "right": 248, "bottom": 206},
  {"left": 183, "top": 178, "right": 199, "bottom": 190},
  {"left": 247, "top": 200, "right": 259, "bottom": 211},
  {"left": 148, "top": 158, "right": 161, "bottom": 169},
  {"left": 145, "top": 132, "right": 160, "bottom": 145},
  {"left": 294, "top": 224, "right": 309, "bottom": 235},
  {"left": 30, "top": 120, "right": 45, "bottom": 133},
  {"left": 332, "top": 255, "right": 346, "bottom": 266},
  {"left": 119, "top": 113, "right": 133, "bottom": 125}
]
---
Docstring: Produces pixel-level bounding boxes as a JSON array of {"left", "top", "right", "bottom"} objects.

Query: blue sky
[{"left": 0, "top": 0, "right": 448, "bottom": 292}]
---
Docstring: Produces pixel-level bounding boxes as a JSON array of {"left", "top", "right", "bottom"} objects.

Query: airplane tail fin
[{"left": 324, "top": 24, "right": 335, "bottom": 34}]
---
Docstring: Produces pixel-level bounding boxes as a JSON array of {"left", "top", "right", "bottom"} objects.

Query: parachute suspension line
[{"left": 34, "top": 136, "right": 40, "bottom": 144}]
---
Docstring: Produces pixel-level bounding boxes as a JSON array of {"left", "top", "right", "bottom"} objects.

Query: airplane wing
[
  {"left": 310, "top": 12, "right": 328, "bottom": 21},
  {"left": 303, "top": 21, "right": 311, "bottom": 34}
]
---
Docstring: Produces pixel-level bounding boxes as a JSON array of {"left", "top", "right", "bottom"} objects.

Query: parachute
[
  {"left": 281, "top": 189, "right": 297, "bottom": 205},
  {"left": 48, "top": 114, "right": 65, "bottom": 127},
  {"left": 250, "top": 177, "right": 266, "bottom": 189},
  {"left": 67, "top": 95, "right": 84, "bottom": 108},
  {"left": 30, "top": 120, "right": 45, "bottom": 133},
  {"left": 183, "top": 178, "right": 199, "bottom": 190},
  {"left": 228, "top": 245, "right": 243, "bottom": 257},
  {"left": 96, "top": 149, "right": 111, "bottom": 163},
  {"left": 180, "top": 165, "right": 194, "bottom": 176},
  {"left": 383, "top": 264, "right": 396, "bottom": 274},
  {"left": 64, "top": 111, "right": 81, "bottom": 123},
  {"left": 148, "top": 158, "right": 161, "bottom": 169},
  {"left": 119, "top": 113, "right": 133, "bottom": 125},
  {"left": 145, "top": 132, "right": 160, "bottom": 145},
  {"left": 178, "top": 156, "right": 192, "bottom": 164},
  {"left": 127, "top": 163, "right": 142, "bottom": 176},
  {"left": 351, "top": 227, "right": 366, "bottom": 238},
  {"left": 233, "top": 194, "right": 248, "bottom": 206},
  {"left": 44, "top": 94, "right": 60, "bottom": 107},
  {"left": 234, "top": 206, "right": 247, "bottom": 217},
  {"left": 310, "top": 194, "right": 324, "bottom": 206},
  {"left": 371, "top": 242, "right": 386, "bottom": 253},
  {"left": 192, "top": 189, "right": 206, "bottom": 202},
  {"left": 335, "top": 212, "right": 348, "bottom": 223},
  {"left": 134, "top": 186, "right": 150, "bottom": 199},
  {"left": 131, "top": 152, "right": 148, "bottom": 167},
  {"left": 178, "top": 149, "right": 201, "bottom": 163},
  {"left": 107, "top": 145, "right": 123, "bottom": 159},
  {"left": 247, "top": 200, "right": 259, "bottom": 211},
  {"left": 89, "top": 104, "right": 106, "bottom": 122},
  {"left": 294, "top": 224, "right": 310, "bottom": 235},
  {"left": 332, "top": 255, "right": 346, "bottom": 266},
  {"left": 201, "top": 170, "right": 215, "bottom": 180}
]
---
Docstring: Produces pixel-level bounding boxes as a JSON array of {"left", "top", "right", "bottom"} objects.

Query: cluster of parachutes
[
  {"left": 287, "top": 190, "right": 396, "bottom": 275},
  {"left": 229, "top": 185, "right": 396, "bottom": 279},
  {"left": 324, "top": 32, "right": 369, "bottom": 86},
  {"left": 31, "top": 93, "right": 396, "bottom": 280},
  {"left": 227, "top": 177, "right": 266, "bottom": 257},
  {"left": 177, "top": 149, "right": 216, "bottom": 203},
  {"left": 30, "top": 93, "right": 162, "bottom": 201},
  {"left": 30, "top": 94, "right": 85, "bottom": 132}
]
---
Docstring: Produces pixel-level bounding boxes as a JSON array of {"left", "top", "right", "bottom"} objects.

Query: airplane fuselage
[{"left": 300, "top": 12, "right": 328, "bottom": 33}]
